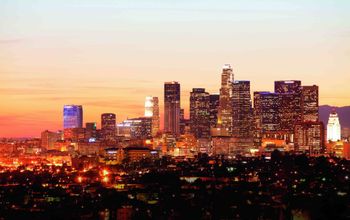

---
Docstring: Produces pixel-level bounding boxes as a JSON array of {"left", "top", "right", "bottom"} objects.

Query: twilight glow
[{"left": 0, "top": 0, "right": 350, "bottom": 137}]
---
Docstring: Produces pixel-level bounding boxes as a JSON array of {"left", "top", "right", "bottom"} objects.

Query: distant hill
[{"left": 319, "top": 105, "right": 350, "bottom": 128}]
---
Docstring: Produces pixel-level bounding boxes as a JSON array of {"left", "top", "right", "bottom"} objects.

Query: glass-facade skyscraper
[
  {"left": 164, "top": 81, "right": 181, "bottom": 137},
  {"left": 144, "top": 96, "right": 160, "bottom": 137},
  {"left": 302, "top": 85, "right": 319, "bottom": 122},
  {"left": 190, "top": 88, "right": 210, "bottom": 139},
  {"left": 274, "top": 80, "right": 302, "bottom": 133},
  {"left": 232, "top": 80, "right": 253, "bottom": 138},
  {"left": 101, "top": 113, "right": 116, "bottom": 141},
  {"left": 63, "top": 105, "right": 83, "bottom": 129},
  {"left": 217, "top": 64, "right": 233, "bottom": 136}
]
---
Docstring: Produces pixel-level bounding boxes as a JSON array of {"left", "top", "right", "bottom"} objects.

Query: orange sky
[{"left": 1, "top": 1, "right": 350, "bottom": 137}]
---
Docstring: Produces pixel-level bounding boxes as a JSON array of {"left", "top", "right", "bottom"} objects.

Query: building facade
[
  {"left": 101, "top": 113, "right": 116, "bottom": 141},
  {"left": 294, "top": 121, "right": 325, "bottom": 154},
  {"left": 164, "top": 81, "right": 181, "bottom": 136},
  {"left": 302, "top": 85, "right": 319, "bottom": 122},
  {"left": 232, "top": 80, "right": 253, "bottom": 139},
  {"left": 217, "top": 64, "right": 234, "bottom": 135},
  {"left": 63, "top": 105, "right": 83, "bottom": 129},
  {"left": 189, "top": 88, "right": 210, "bottom": 139},
  {"left": 274, "top": 80, "right": 302, "bottom": 132},
  {"left": 144, "top": 96, "right": 160, "bottom": 137},
  {"left": 327, "top": 111, "right": 341, "bottom": 142},
  {"left": 209, "top": 94, "right": 220, "bottom": 129}
]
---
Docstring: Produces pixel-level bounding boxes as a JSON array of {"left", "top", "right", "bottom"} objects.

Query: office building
[
  {"left": 190, "top": 88, "right": 210, "bottom": 139},
  {"left": 85, "top": 122, "right": 97, "bottom": 141},
  {"left": 217, "top": 64, "right": 233, "bottom": 135},
  {"left": 209, "top": 94, "right": 220, "bottom": 128},
  {"left": 117, "top": 117, "right": 152, "bottom": 139},
  {"left": 144, "top": 96, "right": 160, "bottom": 137},
  {"left": 101, "top": 113, "right": 116, "bottom": 141},
  {"left": 232, "top": 80, "right": 253, "bottom": 138},
  {"left": 274, "top": 80, "right": 302, "bottom": 132},
  {"left": 294, "top": 121, "right": 325, "bottom": 154},
  {"left": 302, "top": 85, "right": 319, "bottom": 122},
  {"left": 41, "top": 130, "right": 63, "bottom": 150},
  {"left": 63, "top": 105, "right": 83, "bottom": 129},
  {"left": 164, "top": 81, "right": 181, "bottom": 136}
]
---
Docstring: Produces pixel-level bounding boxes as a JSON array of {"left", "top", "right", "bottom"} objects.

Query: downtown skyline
[{"left": 1, "top": 0, "right": 350, "bottom": 137}]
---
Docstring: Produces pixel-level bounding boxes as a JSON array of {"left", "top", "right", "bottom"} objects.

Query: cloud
[{"left": 0, "top": 38, "right": 23, "bottom": 44}]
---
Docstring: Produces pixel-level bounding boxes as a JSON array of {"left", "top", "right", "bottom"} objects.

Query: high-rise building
[
  {"left": 294, "top": 121, "right": 325, "bottom": 154},
  {"left": 101, "top": 113, "right": 116, "bottom": 141},
  {"left": 209, "top": 94, "right": 220, "bottom": 128},
  {"left": 164, "top": 81, "right": 181, "bottom": 136},
  {"left": 117, "top": 117, "right": 152, "bottom": 139},
  {"left": 302, "top": 85, "right": 319, "bottom": 122},
  {"left": 41, "top": 130, "right": 63, "bottom": 150},
  {"left": 63, "top": 105, "right": 83, "bottom": 129},
  {"left": 144, "top": 96, "right": 160, "bottom": 137},
  {"left": 254, "top": 92, "right": 281, "bottom": 132},
  {"left": 274, "top": 80, "right": 302, "bottom": 132},
  {"left": 217, "top": 64, "right": 233, "bottom": 135},
  {"left": 190, "top": 88, "right": 210, "bottom": 139},
  {"left": 145, "top": 96, "right": 154, "bottom": 117},
  {"left": 253, "top": 92, "right": 281, "bottom": 146},
  {"left": 232, "top": 81, "right": 253, "bottom": 138},
  {"left": 327, "top": 110, "right": 341, "bottom": 142}
]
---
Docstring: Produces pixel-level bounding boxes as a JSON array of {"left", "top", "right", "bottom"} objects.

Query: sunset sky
[{"left": 1, "top": 0, "right": 350, "bottom": 137}]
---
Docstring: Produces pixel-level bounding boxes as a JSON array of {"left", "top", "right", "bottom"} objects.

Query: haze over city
[{"left": 1, "top": 0, "right": 350, "bottom": 137}]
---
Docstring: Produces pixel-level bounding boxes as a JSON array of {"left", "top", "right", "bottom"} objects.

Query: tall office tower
[
  {"left": 41, "top": 130, "right": 63, "bottom": 150},
  {"left": 63, "top": 105, "right": 83, "bottom": 129},
  {"left": 209, "top": 94, "right": 220, "bottom": 128},
  {"left": 302, "top": 85, "right": 319, "bottom": 122},
  {"left": 144, "top": 96, "right": 160, "bottom": 137},
  {"left": 101, "top": 113, "right": 116, "bottom": 141},
  {"left": 274, "top": 80, "right": 302, "bottom": 132},
  {"left": 85, "top": 122, "right": 97, "bottom": 141},
  {"left": 327, "top": 110, "right": 341, "bottom": 142},
  {"left": 253, "top": 92, "right": 281, "bottom": 145},
  {"left": 232, "top": 81, "right": 253, "bottom": 138},
  {"left": 190, "top": 88, "right": 210, "bottom": 139},
  {"left": 164, "top": 81, "right": 181, "bottom": 136},
  {"left": 144, "top": 96, "right": 154, "bottom": 117},
  {"left": 217, "top": 64, "right": 233, "bottom": 135},
  {"left": 294, "top": 121, "right": 325, "bottom": 154}
]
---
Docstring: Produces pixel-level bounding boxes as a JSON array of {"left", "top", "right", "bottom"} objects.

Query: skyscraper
[
  {"left": 302, "top": 85, "right": 319, "bottom": 122},
  {"left": 164, "top": 81, "right": 181, "bottom": 136},
  {"left": 209, "top": 94, "right": 220, "bottom": 129},
  {"left": 232, "top": 81, "right": 253, "bottom": 138},
  {"left": 327, "top": 110, "right": 341, "bottom": 142},
  {"left": 63, "top": 105, "right": 83, "bottom": 129},
  {"left": 217, "top": 64, "right": 233, "bottom": 135},
  {"left": 254, "top": 92, "right": 281, "bottom": 132},
  {"left": 101, "top": 113, "right": 116, "bottom": 141},
  {"left": 144, "top": 96, "right": 160, "bottom": 137},
  {"left": 190, "top": 88, "right": 210, "bottom": 139},
  {"left": 274, "top": 80, "right": 302, "bottom": 132},
  {"left": 253, "top": 92, "right": 281, "bottom": 146}
]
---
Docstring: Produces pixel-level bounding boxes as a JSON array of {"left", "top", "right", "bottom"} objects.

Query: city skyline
[
  {"left": 0, "top": 70, "right": 348, "bottom": 138},
  {"left": 1, "top": 0, "right": 350, "bottom": 137}
]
